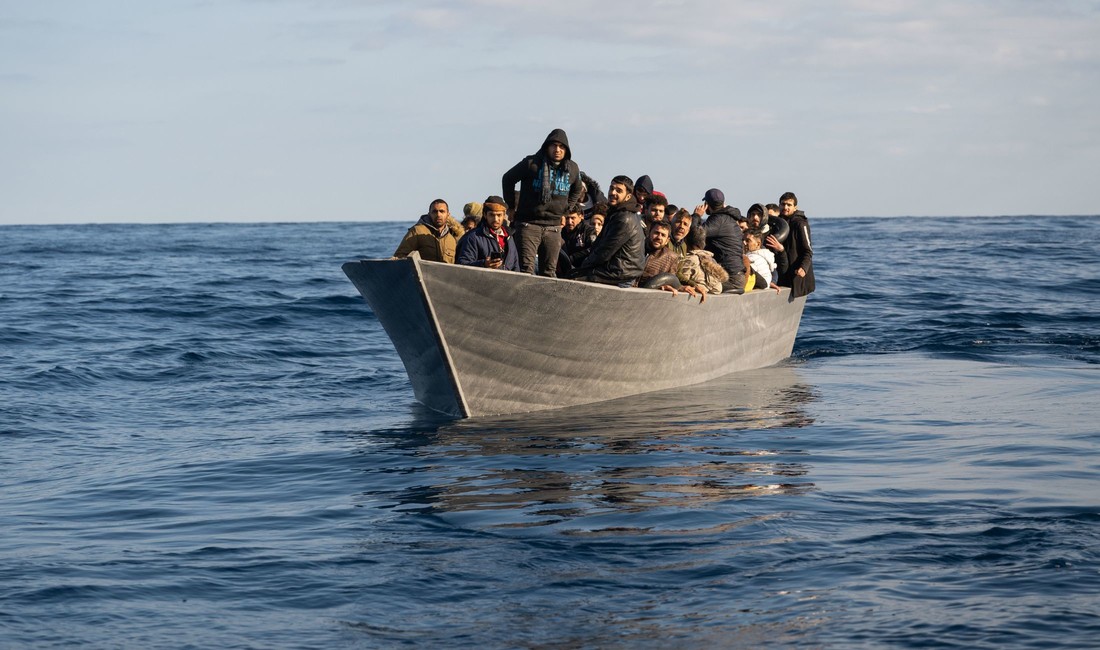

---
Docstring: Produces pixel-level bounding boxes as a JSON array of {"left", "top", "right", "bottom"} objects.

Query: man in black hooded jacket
[
  {"left": 574, "top": 175, "right": 644, "bottom": 286},
  {"left": 502, "top": 128, "right": 583, "bottom": 277},
  {"left": 694, "top": 188, "right": 747, "bottom": 293}
]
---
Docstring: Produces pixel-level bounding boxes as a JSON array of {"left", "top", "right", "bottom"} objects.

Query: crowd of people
[{"left": 391, "top": 128, "right": 815, "bottom": 300}]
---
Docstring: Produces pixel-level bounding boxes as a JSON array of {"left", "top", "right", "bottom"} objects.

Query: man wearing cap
[
  {"left": 455, "top": 196, "right": 519, "bottom": 272},
  {"left": 694, "top": 189, "right": 747, "bottom": 293},
  {"left": 502, "top": 128, "right": 583, "bottom": 277}
]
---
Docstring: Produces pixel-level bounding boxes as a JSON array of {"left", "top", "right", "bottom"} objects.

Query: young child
[{"left": 744, "top": 229, "right": 780, "bottom": 293}]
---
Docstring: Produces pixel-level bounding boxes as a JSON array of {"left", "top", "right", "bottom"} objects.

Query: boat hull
[{"left": 343, "top": 255, "right": 805, "bottom": 418}]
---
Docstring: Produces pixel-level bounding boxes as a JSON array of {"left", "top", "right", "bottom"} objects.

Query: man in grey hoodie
[{"left": 502, "top": 128, "right": 583, "bottom": 277}]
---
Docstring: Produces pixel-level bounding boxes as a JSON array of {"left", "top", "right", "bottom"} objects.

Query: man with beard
[
  {"left": 502, "top": 128, "right": 583, "bottom": 277},
  {"left": 574, "top": 176, "right": 644, "bottom": 287},
  {"left": 776, "top": 192, "right": 815, "bottom": 297},
  {"left": 637, "top": 219, "right": 681, "bottom": 288},
  {"left": 392, "top": 199, "right": 466, "bottom": 263},
  {"left": 693, "top": 188, "right": 747, "bottom": 293}
]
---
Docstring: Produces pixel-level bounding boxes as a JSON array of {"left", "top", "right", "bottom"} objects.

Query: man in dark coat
[
  {"left": 502, "top": 128, "right": 583, "bottom": 277},
  {"left": 693, "top": 188, "right": 747, "bottom": 293},
  {"left": 574, "top": 175, "right": 644, "bottom": 286},
  {"left": 455, "top": 196, "right": 519, "bottom": 271},
  {"left": 776, "top": 191, "right": 815, "bottom": 297}
]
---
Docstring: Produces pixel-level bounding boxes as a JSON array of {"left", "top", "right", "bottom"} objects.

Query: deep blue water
[{"left": 2, "top": 217, "right": 1099, "bottom": 648}]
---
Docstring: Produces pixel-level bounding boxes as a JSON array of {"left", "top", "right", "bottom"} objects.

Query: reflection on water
[{"left": 375, "top": 364, "right": 819, "bottom": 534}]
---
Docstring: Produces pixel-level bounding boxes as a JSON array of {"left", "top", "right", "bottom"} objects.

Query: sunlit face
[
  {"left": 483, "top": 207, "right": 506, "bottom": 231},
  {"left": 546, "top": 141, "right": 566, "bottom": 162},
  {"left": 647, "top": 203, "right": 665, "bottom": 223},
  {"left": 672, "top": 215, "right": 692, "bottom": 241},
  {"left": 648, "top": 225, "right": 670, "bottom": 250},
  {"left": 429, "top": 201, "right": 450, "bottom": 228},
  {"left": 748, "top": 210, "right": 763, "bottom": 227},
  {"left": 565, "top": 212, "right": 584, "bottom": 230},
  {"left": 767, "top": 207, "right": 780, "bottom": 219},
  {"left": 592, "top": 214, "right": 605, "bottom": 235},
  {"left": 744, "top": 233, "right": 761, "bottom": 252},
  {"left": 780, "top": 198, "right": 796, "bottom": 216},
  {"left": 608, "top": 183, "right": 630, "bottom": 206}
]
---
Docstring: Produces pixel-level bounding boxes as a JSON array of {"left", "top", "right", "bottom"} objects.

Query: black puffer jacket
[
  {"left": 576, "top": 198, "right": 644, "bottom": 285},
  {"left": 779, "top": 210, "right": 815, "bottom": 297},
  {"left": 703, "top": 205, "right": 746, "bottom": 279},
  {"left": 501, "top": 129, "right": 583, "bottom": 227}
]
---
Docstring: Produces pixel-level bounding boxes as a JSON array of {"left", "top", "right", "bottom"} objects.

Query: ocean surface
[{"left": 2, "top": 216, "right": 1098, "bottom": 649}]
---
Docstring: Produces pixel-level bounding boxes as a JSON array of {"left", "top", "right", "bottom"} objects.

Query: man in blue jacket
[
  {"left": 502, "top": 128, "right": 583, "bottom": 277},
  {"left": 455, "top": 196, "right": 519, "bottom": 272}
]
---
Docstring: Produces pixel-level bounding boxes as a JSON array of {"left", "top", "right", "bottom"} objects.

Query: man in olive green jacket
[{"left": 393, "top": 199, "right": 466, "bottom": 264}]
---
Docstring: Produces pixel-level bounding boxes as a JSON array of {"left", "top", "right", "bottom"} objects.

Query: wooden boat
[{"left": 342, "top": 253, "right": 806, "bottom": 418}]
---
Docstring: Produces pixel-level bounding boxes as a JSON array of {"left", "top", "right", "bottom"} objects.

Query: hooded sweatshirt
[{"left": 501, "top": 129, "right": 583, "bottom": 227}]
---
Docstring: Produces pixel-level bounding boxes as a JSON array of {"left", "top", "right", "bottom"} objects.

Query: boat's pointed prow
[{"left": 342, "top": 257, "right": 468, "bottom": 417}]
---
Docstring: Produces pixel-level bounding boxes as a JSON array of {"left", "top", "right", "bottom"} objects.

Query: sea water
[{"left": 2, "top": 217, "right": 1098, "bottom": 648}]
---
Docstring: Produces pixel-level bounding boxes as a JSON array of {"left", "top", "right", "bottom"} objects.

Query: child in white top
[{"left": 744, "top": 229, "right": 780, "bottom": 293}]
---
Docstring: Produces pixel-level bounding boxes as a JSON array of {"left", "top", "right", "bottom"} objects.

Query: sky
[{"left": 2, "top": 0, "right": 1099, "bottom": 224}]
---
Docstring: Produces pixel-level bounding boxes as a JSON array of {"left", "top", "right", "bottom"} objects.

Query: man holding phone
[{"left": 455, "top": 195, "right": 519, "bottom": 271}]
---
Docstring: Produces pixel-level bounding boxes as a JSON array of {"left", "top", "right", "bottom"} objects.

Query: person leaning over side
[
  {"left": 501, "top": 128, "right": 583, "bottom": 277},
  {"left": 392, "top": 199, "right": 465, "bottom": 263},
  {"left": 573, "top": 175, "right": 645, "bottom": 287},
  {"left": 693, "top": 188, "right": 746, "bottom": 293},
  {"left": 455, "top": 196, "right": 519, "bottom": 271},
  {"left": 777, "top": 191, "right": 815, "bottom": 297}
]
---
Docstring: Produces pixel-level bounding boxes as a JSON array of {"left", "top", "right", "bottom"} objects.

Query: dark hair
[
  {"left": 667, "top": 203, "right": 678, "bottom": 215},
  {"left": 744, "top": 227, "right": 765, "bottom": 240},
  {"left": 610, "top": 175, "right": 634, "bottom": 195},
  {"left": 429, "top": 198, "right": 449, "bottom": 211},
  {"left": 650, "top": 219, "right": 672, "bottom": 234},
  {"left": 747, "top": 203, "right": 764, "bottom": 218},
  {"left": 765, "top": 203, "right": 779, "bottom": 212},
  {"left": 592, "top": 202, "right": 609, "bottom": 217},
  {"left": 779, "top": 192, "right": 797, "bottom": 206},
  {"left": 648, "top": 194, "right": 668, "bottom": 208},
  {"left": 687, "top": 225, "right": 707, "bottom": 251}
]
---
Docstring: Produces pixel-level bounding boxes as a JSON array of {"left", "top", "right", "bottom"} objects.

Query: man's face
[
  {"left": 672, "top": 216, "right": 692, "bottom": 241},
  {"left": 647, "top": 203, "right": 665, "bottom": 224},
  {"left": 780, "top": 198, "right": 796, "bottom": 216},
  {"left": 648, "top": 225, "right": 670, "bottom": 250},
  {"left": 429, "top": 202, "right": 450, "bottom": 228},
  {"left": 608, "top": 183, "right": 630, "bottom": 206},
  {"left": 737, "top": 219, "right": 749, "bottom": 232},
  {"left": 767, "top": 208, "right": 780, "bottom": 219},
  {"left": 546, "top": 141, "right": 566, "bottom": 162},
  {"left": 634, "top": 189, "right": 649, "bottom": 206},
  {"left": 565, "top": 212, "right": 584, "bottom": 230},
  {"left": 483, "top": 207, "right": 506, "bottom": 231},
  {"left": 744, "top": 233, "right": 760, "bottom": 251}
]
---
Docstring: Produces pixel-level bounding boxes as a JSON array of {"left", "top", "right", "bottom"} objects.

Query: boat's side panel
[
  {"left": 341, "top": 259, "right": 467, "bottom": 417},
  {"left": 417, "top": 262, "right": 805, "bottom": 416}
]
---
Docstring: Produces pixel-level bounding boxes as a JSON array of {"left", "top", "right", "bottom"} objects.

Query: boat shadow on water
[{"left": 361, "top": 363, "right": 820, "bottom": 534}]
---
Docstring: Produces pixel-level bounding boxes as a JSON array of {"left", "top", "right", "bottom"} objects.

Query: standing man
[
  {"left": 392, "top": 199, "right": 465, "bottom": 263},
  {"left": 777, "top": 192, "right": 815, "bottom": 297},
  {"left": 574, "top": 176, "right": 644, "bottom": 286},
  {"left": 693, "top": 188, "right": 747, "bottom": 293},
  {"left": 502, "top": 128, "right": 583, "bottom": 277}
]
